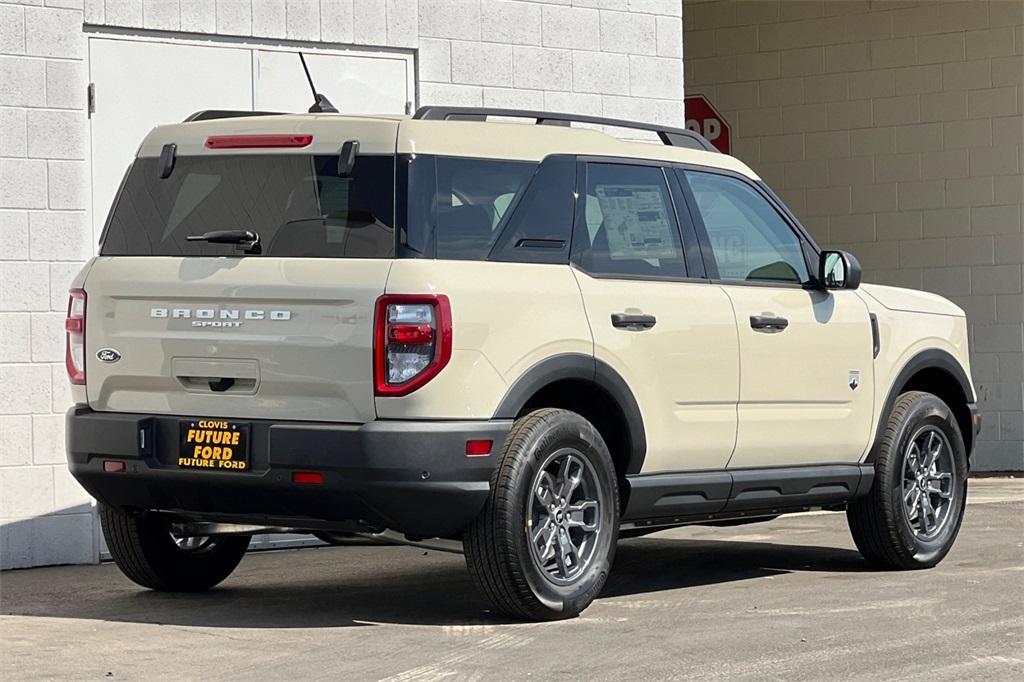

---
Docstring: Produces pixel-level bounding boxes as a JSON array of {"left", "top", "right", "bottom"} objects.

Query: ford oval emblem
[{"left": 96, "top": 348, "right": 122, "bottom": 363}]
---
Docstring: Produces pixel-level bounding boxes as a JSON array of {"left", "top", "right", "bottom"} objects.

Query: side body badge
[{"left": 848, "top": 369, "right": 861, "bottom": 390}]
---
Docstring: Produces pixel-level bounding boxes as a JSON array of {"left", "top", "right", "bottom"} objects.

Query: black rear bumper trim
[{"left": 66, "top": 406, "right": 510, "bottom": 538}]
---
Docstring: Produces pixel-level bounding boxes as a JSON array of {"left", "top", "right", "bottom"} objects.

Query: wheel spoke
[
  {"left": 919, "top": 493, "right": 937, "bottom": 534},
  {"left": 906, "top": 489, "right": 921, "bottom": 520},
  {"left": 535, "top": 472, "right": 556, "bottom": 508},
  {"left": 556, "top": 456, "right": 583, "bottom": 499},
  {"left": 926, "top": 470, "right": 952, "bottom": 496},
  {"left": 566, "top": 499, "right": 599, "bottom": 532},
  {"left": 922, "top": 431, "right": 941, "bottom": 469},
  {"left": 537, "top": 524, "right": 557, "bottom": 564}
]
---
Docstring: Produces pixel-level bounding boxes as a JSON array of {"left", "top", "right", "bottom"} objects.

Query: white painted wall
[
  {"left": 0, "top": 0, "right": 686, "bottom": 568},
  {"left": 685, "top": 0, "right": 1023, "bottom": 472}
]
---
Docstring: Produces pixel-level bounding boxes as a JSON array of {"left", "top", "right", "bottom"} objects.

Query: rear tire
[
  {"left": 464, "top": 408, "right": 619, "bottom": 621},
  {"left": 847, "top": 391, "right": 968, "bottom": 569},
  {"left": 100, "top": 504, "right": 250, "bottom": 591}
]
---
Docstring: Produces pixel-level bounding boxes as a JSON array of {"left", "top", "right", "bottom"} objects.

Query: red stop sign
[{"left": 684, "top": 95, "right": 730, "bottom": 154}]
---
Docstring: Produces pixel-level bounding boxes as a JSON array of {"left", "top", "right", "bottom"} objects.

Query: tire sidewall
[
  {"left": 507, "top": 413, "right": 619, "bottom": 618},
  {"left": 885, "top": 395, "right": 968, "bottom": 566}
]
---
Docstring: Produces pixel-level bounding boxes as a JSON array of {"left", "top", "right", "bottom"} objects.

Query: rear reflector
[
  {"left": 103, "top": 460, "right": 126, "bottom": 473},
  {"left": 205, "top": 134, "right": 313, "bottom": 149},
  {"left": 465, "top": 440, "right": 493, "bottom": 457},
  {"left": 292, "top": 471, "right": 323, "bottom": 485}
]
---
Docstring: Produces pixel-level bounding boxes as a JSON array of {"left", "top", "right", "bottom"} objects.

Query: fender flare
[
  {"left": 868, "top": 348, "right": 975, "bottom": 462},
  {"left": 492, "top": 353, "right": 648, "bottom": 474}
]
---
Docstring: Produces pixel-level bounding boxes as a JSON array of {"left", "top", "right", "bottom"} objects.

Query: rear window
[{"left": 100, "top": 154, "right": 395, "bottom": 257}]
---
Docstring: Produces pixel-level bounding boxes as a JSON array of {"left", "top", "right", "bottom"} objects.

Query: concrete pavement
[{"left": 1, "top": 478, "right": 1022, "bottom": 680}]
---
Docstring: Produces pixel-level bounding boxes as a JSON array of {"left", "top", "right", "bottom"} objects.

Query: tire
[
  {"left": 847, "top": 391, "right": 968, "bottom": 570},
  {"left": 100, "top": 504, "right": 250, "bottom": 591},
  {"left": 464, "top": 408, "right": 619, "bottom": 621}
]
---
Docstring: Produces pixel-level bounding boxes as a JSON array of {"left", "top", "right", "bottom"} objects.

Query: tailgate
[{"left": 84, "top": 257, "right": 391, "bottom": 423}]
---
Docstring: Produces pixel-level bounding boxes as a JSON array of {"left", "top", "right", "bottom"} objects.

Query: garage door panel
[
  {"left": 88, "top": 39, "right": 253, "bottom": 241},
  {"left": 254, "top": 50, "right": 409, "bottom": 115}
]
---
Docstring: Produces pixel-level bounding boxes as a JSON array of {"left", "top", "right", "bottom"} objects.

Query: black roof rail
[
  {"left": 412, "top": 106, "right": 719, "bottom": 153},
  {"left": 183, "top": 110, "right": 286, "bottom": 123}
]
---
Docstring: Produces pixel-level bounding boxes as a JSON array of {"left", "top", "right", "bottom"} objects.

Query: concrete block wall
[
  {"left": 1, "top": 0, "right": 686, "bottom": 567},
  {"left": 685, "top": 0, "right": 1023, "bottom": 472},
  {"left": 1, "top": 0, "right": 96, "bottom": 569}
]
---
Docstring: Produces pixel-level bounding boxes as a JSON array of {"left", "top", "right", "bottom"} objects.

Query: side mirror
[{"left": 818, "top": 250, "right": 862, "bottom": 290}]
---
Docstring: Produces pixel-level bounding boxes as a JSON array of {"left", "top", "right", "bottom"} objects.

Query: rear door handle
[
  {"left": 611, "top": 313, "right": 657, "bottom": 330},
  {"left": 749, "top": 315, "right": 789, "bottom": 332}
]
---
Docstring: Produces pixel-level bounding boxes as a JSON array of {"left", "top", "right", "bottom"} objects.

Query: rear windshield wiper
[{"left": 186, "top": 229, "right": 261, "bottom": 254}]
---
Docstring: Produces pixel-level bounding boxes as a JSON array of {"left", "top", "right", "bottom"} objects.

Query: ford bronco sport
[{"left": 66, "top": 107, "right": 980, "bottom": 621}]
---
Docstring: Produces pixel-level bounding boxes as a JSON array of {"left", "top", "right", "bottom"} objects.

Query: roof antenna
[{"left": 299, "top": 52, "right": 338, "bottom": 114}]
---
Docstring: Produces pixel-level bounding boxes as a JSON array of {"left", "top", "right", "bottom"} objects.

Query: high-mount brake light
[
  {"left": 374, "top": 295, "right": 452, "bottom": 397},
  {"left": 65, "top": 288, "right": 87, "bottom": 385},
  {"left": 205, "top": 134, "right": 313, "bottom": 149}
]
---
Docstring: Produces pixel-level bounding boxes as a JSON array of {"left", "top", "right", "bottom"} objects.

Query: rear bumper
[{"left": 66, "top": 406, "right": 510, "bottom": 538}]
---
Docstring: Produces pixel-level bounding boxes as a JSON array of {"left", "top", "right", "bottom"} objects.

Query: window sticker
[{"left": 594, "top": 184, "right": 677, "bottom": 260}]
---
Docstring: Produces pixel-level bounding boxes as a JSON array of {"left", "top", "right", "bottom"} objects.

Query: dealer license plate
[{"left": 178, "top": 419, "right": 249, "bottom": 471}]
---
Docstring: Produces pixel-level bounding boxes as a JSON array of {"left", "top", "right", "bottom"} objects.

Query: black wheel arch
[
  {"left": 492, "top": 353, "right": 647, "bottom": 476},
  {"left": 870, "top": 348, "right": 976, "bottom": 463}
]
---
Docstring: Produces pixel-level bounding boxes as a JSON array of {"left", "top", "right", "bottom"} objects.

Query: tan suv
[{"left": 66, "top": 107, "right": 980, "bottom": 620}]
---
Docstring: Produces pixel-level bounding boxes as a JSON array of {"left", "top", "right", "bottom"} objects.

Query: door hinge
[{"left": 87, "top": 82, "right": 95, "bottom": 118}]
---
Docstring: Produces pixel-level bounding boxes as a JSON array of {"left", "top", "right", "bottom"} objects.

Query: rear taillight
[
  {"left": 65, "top": 288, "right": 86, "bottom": 385},
  {"left": 374, "top": 294, "right": 452, "bottom": 397}
]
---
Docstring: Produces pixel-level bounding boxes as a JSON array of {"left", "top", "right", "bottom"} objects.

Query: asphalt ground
[{"left": 1, "top": 478, "right": 1021, "bottom": 681}]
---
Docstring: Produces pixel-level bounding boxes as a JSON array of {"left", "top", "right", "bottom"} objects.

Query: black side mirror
[{"left": 818, "top": 250, "right": 862, "bottom": 290}]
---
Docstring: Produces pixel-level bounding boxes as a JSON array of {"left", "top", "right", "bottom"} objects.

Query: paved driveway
[{"left": 2, "top": 479, "right": 1022, "bottom": 680}]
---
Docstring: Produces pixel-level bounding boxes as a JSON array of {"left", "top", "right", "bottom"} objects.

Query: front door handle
[
  {"left": 749, "top": 315, "right": 789, "bottom": 332},
  {"left": 611, "top": 313, "right": 657, "bottom": 330}
]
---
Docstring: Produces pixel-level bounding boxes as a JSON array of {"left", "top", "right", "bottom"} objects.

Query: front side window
[
  {"left": 101, "top": 154, "right": 395, "bottom": 258},
  {"left": 684, "top": 170, "right": 810, "bottom": 284},
  {"left": 572, "top": 163, "right": 687, "bottom": 278}
]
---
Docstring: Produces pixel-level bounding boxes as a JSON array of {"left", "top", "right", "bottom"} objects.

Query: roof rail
[
  {"left": 412, "top": 106, "right": 719, "bottom": 153},
  {"left": 183, "top": 110, "right": 285, "bottom": 123}
]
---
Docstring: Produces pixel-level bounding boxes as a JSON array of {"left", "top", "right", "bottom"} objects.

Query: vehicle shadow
[{"left": 1, "top": 537, "right": 869, "bottom": 629}]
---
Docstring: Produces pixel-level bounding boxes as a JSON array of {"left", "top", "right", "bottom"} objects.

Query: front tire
[
  {"left": 101, "top": 504, "right": 250, "bottom": 591},
  {"left": 464, "top": 409, "right": 619, "bottom": 620},
  {"left": 847, "top": 391, "right": 968, "bottom": 569}
]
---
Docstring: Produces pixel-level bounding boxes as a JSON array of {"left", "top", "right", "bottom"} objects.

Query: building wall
[
  {"left": 684, "top": 0, "right": 1024, "bottom": 472},
  {"left": 0, "top": 0, "right": 685, "bottom": 568}
]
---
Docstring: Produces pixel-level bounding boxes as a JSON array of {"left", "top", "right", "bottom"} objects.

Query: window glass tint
[
  {"left": 404, "top": 156, "right": 537, "bottom": 260},
  {"left": 685, "top": 171, "right": 809, "bottom": 284},
  {"left": 101, "top": 155, "right": 395, "bottom": 258},
  {"left": 573, "top": 163, "right": 686, "bottom": 278},
  {"left": 489, "top": 155, "right": 575, "bottom": 264}
]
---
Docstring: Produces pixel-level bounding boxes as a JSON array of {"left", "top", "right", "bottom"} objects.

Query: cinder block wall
[
  {"left": 685, "top": 0, "right": 1023, "bottom": 472},
  {"left": 0, "top": 0, "right": 686, "bottom": 568}
]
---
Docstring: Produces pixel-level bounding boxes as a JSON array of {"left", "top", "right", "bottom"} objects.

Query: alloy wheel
[
  {"left": 901, "top": 426, "right": 957, "bottom": 539},
  {"left": 526, "top": 448, "right": 605, "bottom": 585}
]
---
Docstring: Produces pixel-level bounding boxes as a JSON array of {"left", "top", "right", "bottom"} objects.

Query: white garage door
[
  {"left": 88, "top": 36, "right": 414, "bottom": 242},
  {"left": 86, "top": 35, "right": 413, "bottom": 554}
]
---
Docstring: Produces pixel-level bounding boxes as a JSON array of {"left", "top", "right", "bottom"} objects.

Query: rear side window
[
  {"left": 684, "top": 170, "right": 810, "bottom": 284},
  {"left": 488, "top": 155, "right": 576, "bottom": 264},
  {"left": 403, "top": 156, "right": 537, "bottom": 260},
  {"left": 571, "top": 163, "right": 687, "bottom": 279},
  {"left": 101, "top": 155, "right": 395, "bottom": 258}
]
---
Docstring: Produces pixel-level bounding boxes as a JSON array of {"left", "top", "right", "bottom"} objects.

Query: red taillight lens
[
  {"left": 388, "top": 323, "right": 434, "bottom": 345},
  {"left": 374, "top": 294, "right": 452, "bottom": 397},
  {"left": 205, "top": 134, "right": 313, "bottom": 149},
  {"left": 65, "top": 288, "right": 86, "bottom": 385}
]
